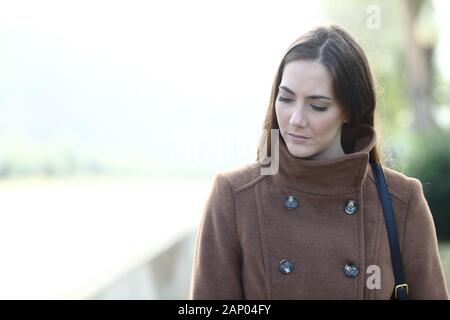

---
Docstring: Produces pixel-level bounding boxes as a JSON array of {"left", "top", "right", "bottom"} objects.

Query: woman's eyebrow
[
  {"left": 308, "top": 94, "right": 333, "bottom": 101},
  {"left": 279, "top": 85, "right": 333, "bottom": 101}
]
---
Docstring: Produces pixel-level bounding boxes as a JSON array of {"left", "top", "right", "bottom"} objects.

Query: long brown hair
[{"left": 257, "top": 25, "right": 383, "bottom": 164}]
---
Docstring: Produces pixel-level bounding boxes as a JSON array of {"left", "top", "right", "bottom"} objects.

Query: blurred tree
[{"left": 401, "top": 0, "right": 438, "bottom": 132}]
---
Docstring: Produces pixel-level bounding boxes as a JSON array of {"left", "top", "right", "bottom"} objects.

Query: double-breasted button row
[
  {"left": 278, "top": 259, "right": 359, "bottom": 278},
  {"left": 283, "top": 195, "right": 358, "bottom": 215}
]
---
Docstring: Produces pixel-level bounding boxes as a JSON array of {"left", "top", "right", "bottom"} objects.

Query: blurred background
[{"left": 0, "top": 0, "right": 448, "bottom": 299}]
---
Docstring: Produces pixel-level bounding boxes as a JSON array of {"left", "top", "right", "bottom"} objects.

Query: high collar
[{"left": 272, "top": 123, "right": 377, "bottom": 195}]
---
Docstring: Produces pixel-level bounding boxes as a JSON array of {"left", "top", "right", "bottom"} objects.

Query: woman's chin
[{"left": 286, "top": 143, "right": 315, "bottom": 159}]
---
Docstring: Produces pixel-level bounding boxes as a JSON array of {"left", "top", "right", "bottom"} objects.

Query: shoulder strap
[{"left": 370, "top": 163, "right": 409, "bottom": 300}]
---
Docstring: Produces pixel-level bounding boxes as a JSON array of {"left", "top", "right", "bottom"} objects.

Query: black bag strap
[{"left": 371, "top": 162, "right": 409, "bottom": 300}]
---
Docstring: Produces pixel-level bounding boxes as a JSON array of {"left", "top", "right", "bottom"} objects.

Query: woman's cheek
[{"left": 276, "top": 106, "right": 288, "bottom": 129}]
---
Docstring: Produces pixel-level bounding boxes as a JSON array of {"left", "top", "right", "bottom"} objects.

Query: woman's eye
[
  {"left": 277, "top": 96, "right": 328, "bottom": 112},
  {"left": 277, "top": 96, "right": 292, "bottom": 103},
  {"left": 311, "top": 105, "right": 328, "bottom": 112}
]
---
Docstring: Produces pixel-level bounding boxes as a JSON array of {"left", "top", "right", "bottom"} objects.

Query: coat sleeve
[
  {"left": 188, "top": 173, "right": 244, "bottom": 299},
  {"left": 401, "top": 178, "right": 449, "bottom": 299}
]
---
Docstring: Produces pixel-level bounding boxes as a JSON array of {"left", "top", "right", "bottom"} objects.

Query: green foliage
[{"left": 404, "top": 128, "right": 450, "bottom": 240}]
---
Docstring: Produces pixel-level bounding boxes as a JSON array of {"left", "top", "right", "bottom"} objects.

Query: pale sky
[{"left": 0, "top": 0, "right": 326, "bottom": 172}]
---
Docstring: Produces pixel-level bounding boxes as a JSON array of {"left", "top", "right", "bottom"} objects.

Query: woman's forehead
[{"left": 281, "top": 60, "right": 333, "bottom": 96}]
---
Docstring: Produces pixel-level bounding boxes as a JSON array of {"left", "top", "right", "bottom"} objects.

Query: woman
[{"left": 188, "top": 25, "right": 448, "bottom": 299}]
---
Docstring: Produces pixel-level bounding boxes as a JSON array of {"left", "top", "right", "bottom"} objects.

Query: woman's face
[{"left": 275, "top": 59, "right": 348, "bottom": 161}]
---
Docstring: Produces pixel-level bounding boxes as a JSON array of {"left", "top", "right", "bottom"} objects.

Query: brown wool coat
[{"left": 188, "top": 124, "right": 449, "bottom": 300}]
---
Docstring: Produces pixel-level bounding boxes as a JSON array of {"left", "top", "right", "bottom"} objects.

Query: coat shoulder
[
  {"left": 374, "top": 165, "right": 420, "bottom": 205},
  {"left": 217, "top": 162, "right": 266, "bottom": 195}
]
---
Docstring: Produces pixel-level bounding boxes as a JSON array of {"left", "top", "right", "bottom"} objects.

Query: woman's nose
[{"left": 289, "top": 104, "right": 308, "bottom": 127}]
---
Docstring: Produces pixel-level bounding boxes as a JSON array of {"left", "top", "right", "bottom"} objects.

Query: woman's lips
[
  {"left": 288, "top": 132, "right": 311, "bottom": 144},
  {"left": 288, "top": 133, "right": 311, "bottom": 139}
]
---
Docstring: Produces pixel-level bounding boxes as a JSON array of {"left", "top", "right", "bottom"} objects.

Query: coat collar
[{"left": 272, "top": 123, "right": 377, "bottom": 195}]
